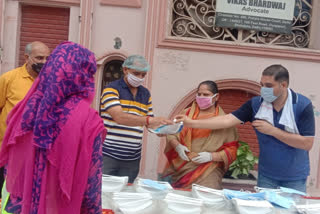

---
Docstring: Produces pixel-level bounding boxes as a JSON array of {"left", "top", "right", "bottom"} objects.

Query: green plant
[{"left": 228, "top": 141, "right": 258, "bottom": 179}]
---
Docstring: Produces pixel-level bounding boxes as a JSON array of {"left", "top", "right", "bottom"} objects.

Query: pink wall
[
  {"left": 19, "top": 0, "right": 80, "bottom": 5},
  {"left": 1, "top": 0, "right": 320, "bottom": 192},
  {"left": 100, "top": 0, "right": 141, "bottom": 8},
  {"left": 79, "top": 0, "right": 92, "bottom": 48},
  {"left": 144, "top": 0, "right": 320, "bottom": 191}
]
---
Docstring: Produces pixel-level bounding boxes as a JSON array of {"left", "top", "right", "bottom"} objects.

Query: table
[{"left": 101, "top": 185, "right": 320, "bottom": 214}]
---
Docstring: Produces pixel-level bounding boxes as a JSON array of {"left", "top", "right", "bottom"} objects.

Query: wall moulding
[
  {"left": 157, "top": 0, "right": 320, "bottom": 63},
  {"left": 17, "top": 0, "right": 80, "bottom": 6},
  {"left": 157, "top": 37, "right": 320, "bottom": 63},
  {"left": 100, "top": 0, "right": 141, "bottom": 8},
  {"left": 96, "top": 51, "right": 128, "bottom": 65}
]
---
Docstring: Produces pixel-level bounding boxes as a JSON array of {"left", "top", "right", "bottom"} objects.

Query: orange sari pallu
[{"left": 163, "top": 102, "right": 239, "bottom": 189}]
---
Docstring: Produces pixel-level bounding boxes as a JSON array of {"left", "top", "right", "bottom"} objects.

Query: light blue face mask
[{"left": 260, "top": 87, "right": 278, "bottom": 103}]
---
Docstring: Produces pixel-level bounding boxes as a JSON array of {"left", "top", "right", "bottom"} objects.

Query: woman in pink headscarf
[{"left": 0, "top": 41, "right": 106, "bottom": 214}]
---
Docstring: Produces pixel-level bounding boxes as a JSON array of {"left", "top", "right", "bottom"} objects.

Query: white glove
[
  {"left": 192, "top": 152, "right": 212, "bottom": 164},
  {"left": 175, "top": 144, "right": 190, "bottom": 161}
]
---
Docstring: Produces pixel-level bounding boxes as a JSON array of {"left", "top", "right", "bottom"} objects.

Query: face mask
[
  {"left": 260, "top": 87, "right": 278, "bottom": 103},
  {"left": 127, "top": 73, "right": 145, "bottom": 87},
  {"left": 31, "top": 63, "right": 45, "bottom": 74},
  {"left": 196, "top": 94, "right": 217, "bottom": 110}
]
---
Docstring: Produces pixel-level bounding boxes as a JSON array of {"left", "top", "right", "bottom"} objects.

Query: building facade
[{"left": 0, "top": 0, "right": 319, "bottom": 192}]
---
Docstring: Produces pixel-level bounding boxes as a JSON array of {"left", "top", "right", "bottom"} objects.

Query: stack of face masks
[
  {"left": 295, "top": 201, "right": 320, "bottom": 214},
  {"left": 255, "top": 186, "right": 306, "bottom": 209},
  {"left": 192, "top": 184, "right": 232, "bottom": 210},
  {"left": 224, "top": 188, "right": 296, "bottom": 211},
  {"left": 233, "top": 198, "right": 274, "bottom": 214},
  {"left": 148, "top": 122, "right": 183, "bottom": 135},
  {"left": 164, "top": 193, "right": 203, "bottom": 214},
  {"left": 134, "top": 178, "right": 173, "bottom": 199},
  {"left": 102, "top": 175, "right": 128, "bottom": 193},
  {"left": 111, "top": 192, "right": 153, "bottom": 214}
]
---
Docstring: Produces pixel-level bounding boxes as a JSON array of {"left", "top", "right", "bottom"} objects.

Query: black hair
[
  {"left": 262, "top": 64, "right": 289, "bottom": 85},
  {"left": 197, "top": 80, "right": 219, "bottom": 94},
  {"left": 197, "top": 80, "right": 219, "bottom": 107}
]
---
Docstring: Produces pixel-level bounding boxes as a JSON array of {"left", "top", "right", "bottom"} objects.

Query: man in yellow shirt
[{"left": 0, "top": 41, "right": 50, "bottom": 198}]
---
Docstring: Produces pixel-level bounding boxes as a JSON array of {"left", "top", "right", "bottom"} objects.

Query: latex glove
[
  {"left": 192, "top": 152, "right": 212, "bottom": 164},
  {"left": 175, "top": 144, "right": 190, "bottom": 161}
]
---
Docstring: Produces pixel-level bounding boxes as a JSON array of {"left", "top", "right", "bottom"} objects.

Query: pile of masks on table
[{"left": 101, "top": 175, "right": 320, "bottom": 214}]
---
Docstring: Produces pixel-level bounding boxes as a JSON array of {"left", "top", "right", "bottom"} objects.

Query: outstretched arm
[
  {"left": 107, "top": 105, "right": 172, "bottom": 128},
  {"left": 100, "top": 87, "right": 172, "bottom": 128},
  {"left": 175, "top": 113, "right": 242, "bottom": 130}
]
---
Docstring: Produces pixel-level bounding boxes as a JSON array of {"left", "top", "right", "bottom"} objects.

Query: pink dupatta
[{"left": 0, "top": 42, "right": 105, "bottom": 213}]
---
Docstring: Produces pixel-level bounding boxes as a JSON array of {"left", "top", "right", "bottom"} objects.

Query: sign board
[{"left": 215, "top": 0, "right": 296, "bottom": 34}]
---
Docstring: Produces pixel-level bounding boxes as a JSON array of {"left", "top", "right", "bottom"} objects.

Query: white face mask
[{"left": 127, "top": 73, "right": 145, "bottom": 87}]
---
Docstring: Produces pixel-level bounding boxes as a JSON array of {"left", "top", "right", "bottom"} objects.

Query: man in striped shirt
[{"left": 100, "top": 55, "right": 172, "bottom": 183}]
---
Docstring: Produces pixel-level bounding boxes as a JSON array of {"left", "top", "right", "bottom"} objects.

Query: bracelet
[{"left": 146, "top": 116, "right": 151, "bottom": 126}]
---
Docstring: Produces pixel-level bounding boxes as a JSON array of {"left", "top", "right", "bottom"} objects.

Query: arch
[
  {"left": 167, "top": 79, "right": 261, "bottom": 119},
  {"left": 157, "top": 79, "right": 261, "bottom": 174},
  {"left": 96, "top": 51, "right": 128, "bottom": 65},
  {"left": 92, "top": 51, "right": 128, "bottom": 110}
]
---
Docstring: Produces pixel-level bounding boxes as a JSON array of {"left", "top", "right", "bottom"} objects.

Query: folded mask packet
[
  {"left": 134, "top": 178, "right": 173, "bottom": 199},
  {"left": 280, "top": 187, "right": 306, "bottom": 196},
  {"left": 149, "top": 122, "right": 183, "bottom": 134},
  {"left": 164, "top": 193, "right": 203, "bottom": 214},
  {"left": 112, "top": 192, "right": 153, "bottom": 213},
  {"left": 233, "top": 198, "right": 274, "bottom": 214},
  {"left": 101, "top": 175, "right": 128, "bottom": 192},
  {"left": 141, "top": 179, "right": 168, "bottom": 190}
]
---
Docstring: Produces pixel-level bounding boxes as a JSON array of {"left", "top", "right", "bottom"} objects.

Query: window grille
[{"left": 171, "top": 0, "right": 312, "bottom": 48}]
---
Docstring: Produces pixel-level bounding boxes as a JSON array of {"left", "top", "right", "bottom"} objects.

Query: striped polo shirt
[{"left": 100, "top": 78, "right": 153, "bottom": 161}]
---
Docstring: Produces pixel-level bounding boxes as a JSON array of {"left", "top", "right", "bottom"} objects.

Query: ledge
[
  {"left": 222, "top": 178, "right": 257, "bottom": 186},
  {"left": 157, "top": 37, "right": 320, "bottom": 63},
  {"left": 19, "top": 0, "right": 80, "bottom": 6},
  {"left": 100, "top": 0, "right": 142, "bottom": 8}
]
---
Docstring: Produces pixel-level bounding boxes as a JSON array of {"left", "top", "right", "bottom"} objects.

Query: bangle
[{"left": 146, "top": 116, "right": 151, "bottom": 126}]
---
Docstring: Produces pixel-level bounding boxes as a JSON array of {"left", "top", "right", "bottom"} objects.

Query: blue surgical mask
[{"left": 260, "top": 87, "right": 278, "bottom": 103}]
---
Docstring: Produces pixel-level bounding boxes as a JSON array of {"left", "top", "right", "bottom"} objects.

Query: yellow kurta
[{"left": 0, "top": 64, "right": 34, "bottom": 146}]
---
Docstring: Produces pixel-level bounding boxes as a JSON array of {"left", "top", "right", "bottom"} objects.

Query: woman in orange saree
[{"left": 163, "top": 81, "right": 239, "bottom": 189}]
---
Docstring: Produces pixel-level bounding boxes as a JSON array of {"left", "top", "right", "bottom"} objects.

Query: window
[
  {"left": 171, "top": 0, "right": 312, "bottom": 48},
  {"left": 101, "top": 60, "right": 124, "bottom": 93}
]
